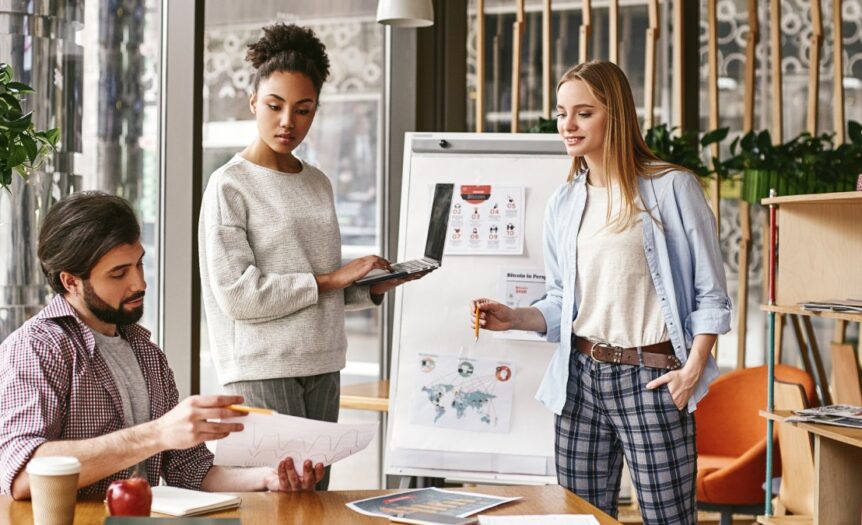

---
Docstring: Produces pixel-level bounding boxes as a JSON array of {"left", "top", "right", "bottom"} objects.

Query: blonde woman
[{"left": 472, "top": 61, "right": 731, "bottom": 523}]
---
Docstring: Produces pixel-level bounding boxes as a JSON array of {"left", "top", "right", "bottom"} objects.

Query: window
[
  {"left": 81, "top": 0, "right": 163, "bottom": 335},
  {"left": 0, "top": 0, "right": 162, "bottom": 340}
]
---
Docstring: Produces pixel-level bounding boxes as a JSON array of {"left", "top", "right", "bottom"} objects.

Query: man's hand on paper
[
  {"left": 152, "top": 394, "right": 247, "bottom": 450},
  {"left": 264, "top": 457, "right": 325, "bottom": 491}
]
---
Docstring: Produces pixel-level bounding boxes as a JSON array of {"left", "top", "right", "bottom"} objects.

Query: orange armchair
[{"left": 694, "top": 365, "right": 816, "bottom": 522}]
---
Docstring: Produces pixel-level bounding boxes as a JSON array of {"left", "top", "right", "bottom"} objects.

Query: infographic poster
[
  {"left": 409, "top": 354, "right": 515, "bottom": 434},
  {"left": 445, "top": 185, "right": 525, "bottom": 255}
]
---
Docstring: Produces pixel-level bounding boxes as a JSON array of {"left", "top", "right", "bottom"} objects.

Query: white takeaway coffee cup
[{"left": 25, "top": 456, "right": 81, "bottom": 525}]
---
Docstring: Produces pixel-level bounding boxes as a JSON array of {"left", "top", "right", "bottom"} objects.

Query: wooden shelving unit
[
  {"left": 756, "top": 516, "right": 813, "bottom": 524},
  {"left": 759, "top": 410, "right": 862, "bottom": 525},
  {"left": 762, "top": 191, "right": 862, "bottom": 308},
  {"left": 761, "top": 191, "right": 862, "bottom": 205},
  {"left": 760, "top": 191, "right": 862, "bottom": 524},
  {"left": 759, "top": 305, "right": 862, "bottom": 324}
]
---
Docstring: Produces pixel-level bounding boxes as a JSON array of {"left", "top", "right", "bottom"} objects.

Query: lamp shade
[{"left": 376, "top": 0, "right": 434, "bottom": 27}]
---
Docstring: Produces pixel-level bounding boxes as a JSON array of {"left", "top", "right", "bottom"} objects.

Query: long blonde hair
[{"left": 558, "top": 60, "right": 677, "bottom": 229}]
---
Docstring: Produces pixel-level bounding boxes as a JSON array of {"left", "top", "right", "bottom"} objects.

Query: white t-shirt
[{"left": 571, "top": 182, "right": 669, "bottom": 347}]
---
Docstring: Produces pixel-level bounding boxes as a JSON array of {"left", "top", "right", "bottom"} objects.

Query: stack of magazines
[
  {"left": 798, "top": 299, "right": 862, "bottom": 313},
  {"left": 785, "top": 404, "right": 862, "bottom": 429}
]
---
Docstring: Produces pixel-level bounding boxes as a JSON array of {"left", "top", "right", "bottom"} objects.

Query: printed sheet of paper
[
  {"left": 494, "top": 268, "right": 549, "bottom": 342},
  {"left": 479, "top": 515, "right": 600, "bottom": 525},
  {"left": 445, "top": 185, "right": 525, "bottom": 255},
  {"left": 212, "top": 412, "right": 376, "bottom": 468},
  {"left": 409, "top": 354, "right": 515, "bottom": 433}
]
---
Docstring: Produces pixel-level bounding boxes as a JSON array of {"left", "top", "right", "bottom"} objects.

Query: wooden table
[
  {"left": 759, "top": 410, "right": 862, "bottom": 525},
  {"left": 0, "top": 485, "right": 622, "bottom": 524},
  {"left": 340, "top": 380, "right": 389, "bottom": 412}
]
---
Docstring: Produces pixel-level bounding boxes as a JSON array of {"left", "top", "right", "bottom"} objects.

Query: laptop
[{"left": 355, "top": 183, "right": 454, "bottom": 286}]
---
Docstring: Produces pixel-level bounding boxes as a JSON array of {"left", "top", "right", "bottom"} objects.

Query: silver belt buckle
[{"left": 590, "top": 341, "right": 624, "bottom": 364}]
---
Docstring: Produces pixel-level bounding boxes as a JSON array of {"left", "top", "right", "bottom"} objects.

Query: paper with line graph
[{"left": 212, "top": 412, "right": 377, "bottom": 468}]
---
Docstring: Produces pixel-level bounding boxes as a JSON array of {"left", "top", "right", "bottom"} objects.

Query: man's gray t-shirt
[{"left": 91, "top": 328, "right": 151, "bottom": 474}]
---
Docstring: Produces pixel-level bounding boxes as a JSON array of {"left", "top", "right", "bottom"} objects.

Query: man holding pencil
[{"left": 0, "top": 192, "right": 324, "bottom": 500}]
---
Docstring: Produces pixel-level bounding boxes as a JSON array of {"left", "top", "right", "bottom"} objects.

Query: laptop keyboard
[{"left": 392, "top": 260, "right": 436, "bottom": 272}]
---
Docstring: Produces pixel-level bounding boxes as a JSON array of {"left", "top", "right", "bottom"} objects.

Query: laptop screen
[{"left": 424, "top": 183, "right": 454, "bottom": 262}]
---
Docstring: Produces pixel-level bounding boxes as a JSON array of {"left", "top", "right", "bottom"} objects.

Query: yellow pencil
[
  {"left": 227, "top": 404, "right": 274, "bottom": 415},
  {"left": 474, "top": 304, "right": 480, "bottom": 342}
]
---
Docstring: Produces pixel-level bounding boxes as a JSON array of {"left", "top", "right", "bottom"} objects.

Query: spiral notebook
[{"left": 150, "top": 486, "right": 241, "bottom": 517}]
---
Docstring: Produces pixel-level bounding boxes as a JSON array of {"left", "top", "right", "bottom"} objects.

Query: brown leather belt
[{"left": 572, "top": 335, "right": 681, "bottom": 370}]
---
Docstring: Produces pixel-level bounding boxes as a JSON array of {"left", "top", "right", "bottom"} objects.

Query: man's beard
[{"left": 82, "top": 280, "right": 145, "bottom": 326}]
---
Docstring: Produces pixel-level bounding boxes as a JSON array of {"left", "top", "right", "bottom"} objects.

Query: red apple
[{"left": 105, "top": 476, "right": 152, "bottom": 516}]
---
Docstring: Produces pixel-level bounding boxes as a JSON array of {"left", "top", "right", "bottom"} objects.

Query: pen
[
  {"left": 227, "top": 404, "right": 274, "bottom": 415},
  {"left": 474, "top": 303, "right": 480, "bottom": 342}
]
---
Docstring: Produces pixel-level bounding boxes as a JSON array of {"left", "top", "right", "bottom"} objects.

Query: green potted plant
[
  {"left": 811, "top": 121, "right": 862, "bottom": 193},
  {"left": 643, "top": 123, "right": 729, "bottom": 181},
  {"left": 0, "top": 62, "right": 60, "bottom": 191},
  {"left": 727, "top": 122, "right": 862, "bottom": 205},
  {"left": 723, "top": 130, "right": 783, "bottom": 204}
]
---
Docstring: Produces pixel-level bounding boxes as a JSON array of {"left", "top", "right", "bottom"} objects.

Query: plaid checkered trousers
[{"left": 555, "top": 351, "right": 697, "bottom": 525}]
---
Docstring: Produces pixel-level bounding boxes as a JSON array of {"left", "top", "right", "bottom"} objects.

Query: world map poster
[{"left": 409, "top": 354, "right": 515, "bottom": 434}]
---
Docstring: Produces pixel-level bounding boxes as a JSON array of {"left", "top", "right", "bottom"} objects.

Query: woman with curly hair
[{"left": 199, "top": 23, "right": 412, "bottom": 489}]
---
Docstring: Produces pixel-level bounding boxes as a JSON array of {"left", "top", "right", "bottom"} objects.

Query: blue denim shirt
[{"left": 533, "top": 169, "right": 732, "bottom": 414}]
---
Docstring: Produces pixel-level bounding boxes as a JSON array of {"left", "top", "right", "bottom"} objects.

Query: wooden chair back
[
  {"left": 830, "top": 343, "right": 862, "bottom": 405},
  {"left": 774, "top": 380, "right": 815, "bottom": 517}
]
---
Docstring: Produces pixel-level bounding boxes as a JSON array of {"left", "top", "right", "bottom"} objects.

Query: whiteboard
[{"left": 385, "top": 133, "right": 571, "bottom": 484}]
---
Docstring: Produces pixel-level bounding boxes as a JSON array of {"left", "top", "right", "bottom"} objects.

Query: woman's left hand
[
  {"left": 646, "top": 365, "right": 701, "bottom": 411},
  {"left": 368, "top": 271, "right": 430, "bottom": 296}
]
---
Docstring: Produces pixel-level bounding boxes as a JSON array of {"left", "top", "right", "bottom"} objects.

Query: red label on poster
[{"left": 460, "top": 185, "right": 492, "bottom": 204}]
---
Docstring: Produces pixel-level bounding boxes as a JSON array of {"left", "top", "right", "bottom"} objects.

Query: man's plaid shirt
[{"left": 0, "top": 295, "right": 213, "bottom": 496}]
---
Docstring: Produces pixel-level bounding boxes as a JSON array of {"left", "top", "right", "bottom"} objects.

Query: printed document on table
[
  {"left": 347, "top": 488, "right": 519, "bottom": 519},
  {"left": 478, "top": 515, "right": 600, "bottom": 525},
  {"left": 212, "top": 412, "right": 377, "bottom": 468}
]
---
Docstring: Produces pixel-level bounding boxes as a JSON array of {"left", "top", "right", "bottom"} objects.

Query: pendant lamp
[{"left": 376, "top": 0, "right": 434, "bottom": 27}]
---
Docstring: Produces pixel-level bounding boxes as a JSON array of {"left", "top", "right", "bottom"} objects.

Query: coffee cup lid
[{"left": 26, "top": 456, "right": 81, "bottom": 476}]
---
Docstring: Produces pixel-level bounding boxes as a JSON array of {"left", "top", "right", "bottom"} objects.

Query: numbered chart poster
[
  {"left": 445, "top": 185, "right": 525, "bottom": 255},
  {"left": 409, "top": 354, "right": 515, "bottom": 434}
]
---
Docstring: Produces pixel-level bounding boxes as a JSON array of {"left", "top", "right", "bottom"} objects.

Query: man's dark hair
[{"left": 38, "top": 191, "right": 141, "bottom": 294}]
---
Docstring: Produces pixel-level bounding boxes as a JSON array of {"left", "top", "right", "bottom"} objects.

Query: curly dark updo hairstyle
[{"left": 246, "top": 23, "right": 330, "bottom": 96}]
